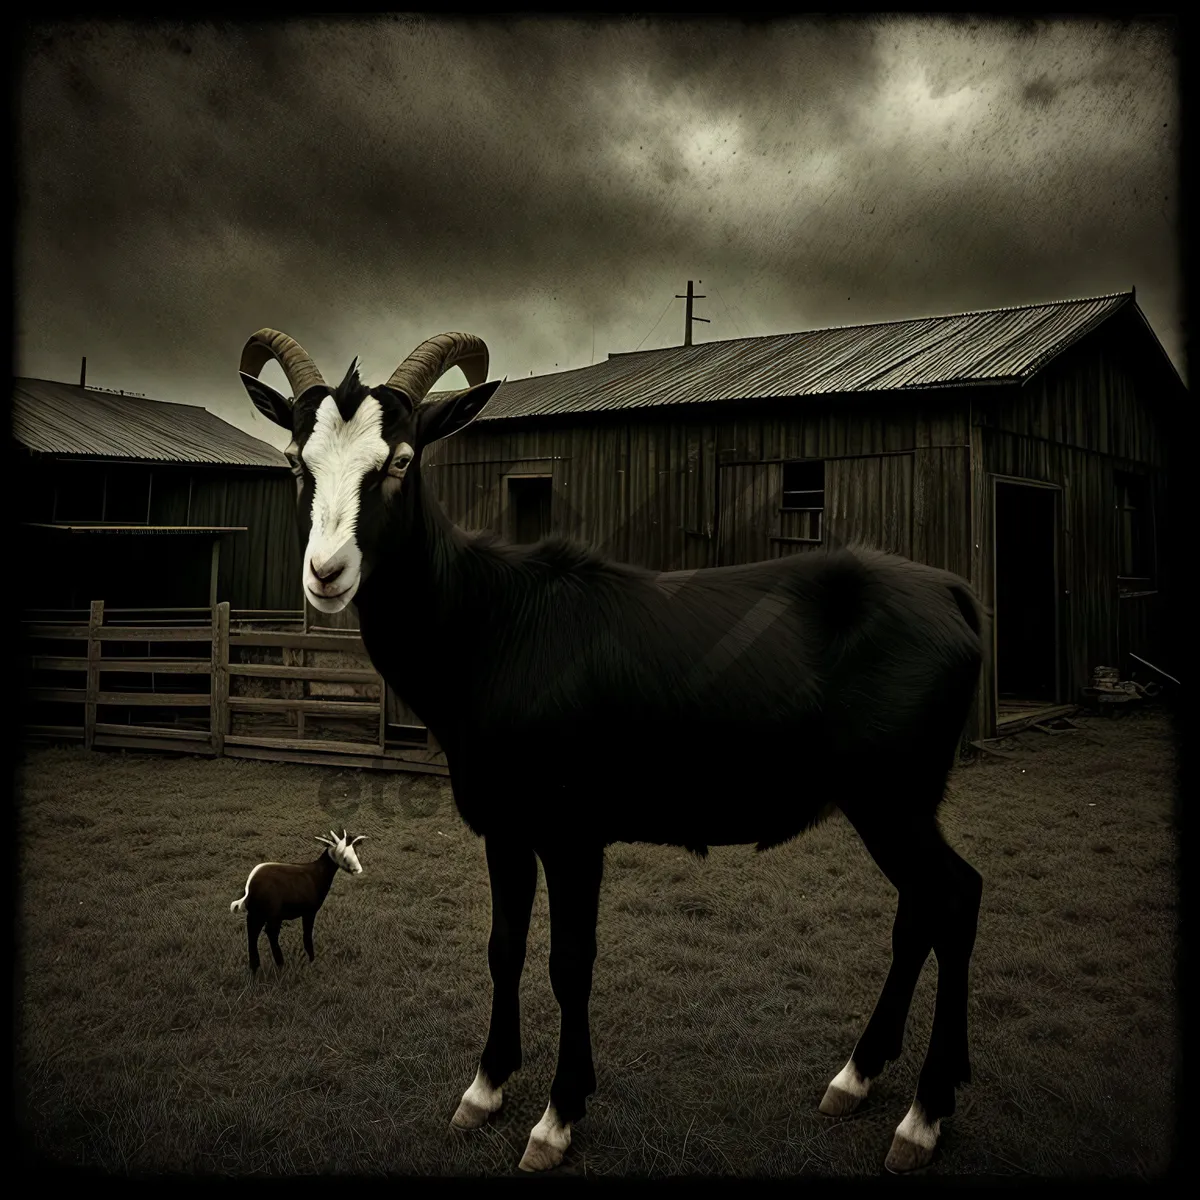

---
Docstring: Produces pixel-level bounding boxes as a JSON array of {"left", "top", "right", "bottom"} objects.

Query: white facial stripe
[{"left": 304, "top": 396, "right": 389, "bottom": 552}]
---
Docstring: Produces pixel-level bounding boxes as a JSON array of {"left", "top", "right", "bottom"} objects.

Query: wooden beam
[
  {"left": 228, "top": 696, "right": 381, "bottom": 716},
  {"left": 211, "top": 602, "right": 229, "bottom": 755},
  {"left": 209, "top": 539, "right": 220, "bottom": 609},
  {"left": 96, "top": 691, "right": 212, "bottom": 706},
  {"left": 94, "top": 722, "right": 212, "bottom": 743},
  {"left": 23, "top": 724, "right": 85, "bottom": 741},
  {"left": 95, "top": 626, "right": 214, "bottom": 642},
  {"left": 226, "top": 664, "right": 379, "bottom": 683},
  {"left": 25, "top": 624, "right": 90, "bottom": 640},
  {"left": 229, "top": 631, "right": 368, "bottom": 652},
  {"left": 223, "top": 743, "right": 448, "bottom": 775},
  {"left": 93, "top": 733, "right": 218, "bottom": 756},
  {"left": 32, "top": 656, "right": 212, "bottom": 674},
  {"left": 84, "top": 600, "right": 103, "bottom": 750},
  {"left": 224, "top": 733, "right": 396, "bottom": 755}
]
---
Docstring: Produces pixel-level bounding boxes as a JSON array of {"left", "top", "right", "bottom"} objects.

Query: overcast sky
[{"left": 16, "top": 16, "right": 1183, "bottom": 449}]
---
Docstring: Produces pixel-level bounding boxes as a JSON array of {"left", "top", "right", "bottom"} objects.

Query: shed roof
[
  {"left": 12, "top": 378, "right": 289, "bottom": 468},
  {"left": 447, "top": 290, "right": 1140, "bottom": 423}
]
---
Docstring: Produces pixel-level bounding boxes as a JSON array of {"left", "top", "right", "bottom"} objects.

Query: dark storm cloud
[{"left": 16, "top": 16, "right": 1181, "bottom": 444}]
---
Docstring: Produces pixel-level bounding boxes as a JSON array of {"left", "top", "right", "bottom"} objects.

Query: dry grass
[{"left": 15, "top": 710, "right": 1179, "bottom": 1178}]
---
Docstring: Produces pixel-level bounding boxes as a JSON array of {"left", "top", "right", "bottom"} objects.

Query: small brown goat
[{"left": 230, "top": 830, "right": 367, "bottom": 971}]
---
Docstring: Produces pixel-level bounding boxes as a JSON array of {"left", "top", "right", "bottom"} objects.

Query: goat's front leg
[
  {"left": 302, "top": 912, "right": 316, "bottom": 962},
  {"left": 518, "top": 840, "right": 604, "bottom": 1173},
  {"left": 452, "top": 836, "right": 538, "bottom": 1130}
]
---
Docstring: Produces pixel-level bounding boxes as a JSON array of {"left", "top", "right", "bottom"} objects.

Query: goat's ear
[
  {"left": 415, "top": 379, "right": 502, "bottom": 448},
  {"left": 240, "top": 372, "right": 294, "bottom": 431},
  {"left": 370, "top": 384, "right": 416, "bottom": 418}
]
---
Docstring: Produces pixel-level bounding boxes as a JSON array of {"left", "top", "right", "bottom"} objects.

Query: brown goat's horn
[
  {"left": 385, "top": 333, "right": 490, "bottom": 404},
  {"left": 240, "top": 329, "right": 328, "bottom": 402}
]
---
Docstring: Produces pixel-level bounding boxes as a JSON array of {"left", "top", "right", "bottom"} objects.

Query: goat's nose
[{"left": 311, "top": 558, "right": 344, "bottom": 584}]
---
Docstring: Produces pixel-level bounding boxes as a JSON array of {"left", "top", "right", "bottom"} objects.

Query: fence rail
[{"left": 22, "top": 601, "right": 447, "bottom": 775}]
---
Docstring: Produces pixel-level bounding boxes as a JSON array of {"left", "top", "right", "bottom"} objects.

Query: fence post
[
  {"left": 211, "top": 601, "right": 230, "bottom": 755},
  {"left": 84, "top": 600, "right": 103, "bottom": 750}
]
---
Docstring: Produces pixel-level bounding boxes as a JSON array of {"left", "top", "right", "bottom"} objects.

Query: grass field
[{"left": 15, "top": 709, "right": 1179, "bottom": 1178}]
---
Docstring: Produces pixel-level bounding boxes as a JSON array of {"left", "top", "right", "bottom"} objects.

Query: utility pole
[{"left": 675, "top": 280, "right": 710, "bottom": 346}]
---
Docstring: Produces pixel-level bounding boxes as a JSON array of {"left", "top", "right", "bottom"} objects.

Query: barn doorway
[
  {"left": 506, "top": 475, "right": 552, "bottom": 544},
  {"left": 994, "top": 479, "right": 1061, "bottom": 719}
]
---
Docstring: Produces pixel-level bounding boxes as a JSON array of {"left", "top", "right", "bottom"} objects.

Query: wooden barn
[
  {"left": 416, "top": 289, "right": 1179, "bottom": 745},
  {"left": 13, "top": 376, "right": 303, "bottom": 615}
]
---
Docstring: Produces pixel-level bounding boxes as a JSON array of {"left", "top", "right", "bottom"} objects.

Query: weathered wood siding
[
  {"left": 425, "top": 395, "right": 971, "bottom": 575},
  {"left": 971, "top": 316, "right": 1174, "bottom": 724}
]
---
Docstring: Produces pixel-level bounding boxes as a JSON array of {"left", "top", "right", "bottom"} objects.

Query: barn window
[
  {"left": 52, "top": 462, "right": 107, "bottom": 522},
  {"left": 780, "top": 460, "right": 825, "bottom": 543},
  {"left": 1115, "top": 471, "right": 1154, "bottom": 585},
  {"left": 507, "top": 475, "right": 552, "bottom": 544},
  {"left": 103, "top": 465, "right": 153, "bottom": 523}
]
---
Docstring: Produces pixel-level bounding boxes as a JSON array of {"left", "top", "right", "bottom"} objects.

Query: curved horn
[
  {"left": 240, "top": 329, "right": 328, "bottom": 402},
  {"left": 351, "top": 835, "right": 369, "bottom": 846},
  {"left": 385, "top": 333, "right": 490, "bottom": 404}
]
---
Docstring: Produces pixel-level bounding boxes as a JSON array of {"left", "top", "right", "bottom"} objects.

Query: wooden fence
[{"left": 23, "top": 601, "right": 448, "bottom": 775}]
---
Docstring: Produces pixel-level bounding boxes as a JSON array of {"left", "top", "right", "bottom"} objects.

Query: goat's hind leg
[
  {"left": 518, "top": 840, "right": 604, "bottom": 1173},
  {"left": 452, "top": 836, "right": 538, "bottom": 1131},
  {"left": 246, "top": 912, "right": 265, "bottom": 973},
  {"left": 820, "top": 883, "right": 933, "bottom": 1119},
  {"left": 886, "top": 837, "right": 982, "bottom": 1174},
  {"left": 829, "top": 800, "right": 982, "bottom": 1173},
  {"left": 266, "top": 919, "right": 285, "bottom": 968},
  {"left": 302, "top": 912, "right": 316, "bottom": 962}
]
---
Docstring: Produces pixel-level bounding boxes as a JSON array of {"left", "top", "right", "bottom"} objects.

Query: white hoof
[
  {"left": 885, "top": 1100, "right": 941, "bottom": 1173},
  {"left": 819, "top": 1058, "right": 872, "bottom": 1117},
  {"left": 518, "top": 1103, "right": 572, "bottom": 1172},
  {"left": 451, "top": 1068, "right": 503, "bottom": 1130}
]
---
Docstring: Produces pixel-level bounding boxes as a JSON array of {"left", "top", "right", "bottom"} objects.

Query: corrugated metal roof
[
  {"left": 12, "top": 378, "right": 289, "bottom": 468},
  {"left": 443, "top": 291, "right": 1133, "bottom": 422}
]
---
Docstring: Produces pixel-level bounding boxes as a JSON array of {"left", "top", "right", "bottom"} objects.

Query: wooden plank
[
  {"left": 29, "top": 687, "right": 87, "bottom": 704},
  {"left": 96, "top": 691, "right": 212, "bottom": 707},
  {"left": 23, "top": 724, "right": 85, "bottom": 740},
  {"left": 211, "top": 602, "right": 229, "bottom": 755},
  {"left": 93, "top": 733, "right": 218, "bottom": 756},
  {"left": 225, "top": 733, "right": 396, "bottom": 754},
  {"left": 223, "top": 744, "right": 449, "bottom": 775},
  {"left": 30, "top": 656, "right": 89, "bottom": 672},
  {"left": 94, "top": 722, "right": 212, "bottom": 742},
  {"left": 229, "top": 631, "right": 367, "bottom": 652},
  {"left": 226, "top": 664, "right": 380, "bottom": 683},
  {"left": 84, "top": 601, "right": 103, "bottom": 750},
  {"left": 969, "top": 739, "right": 1019, "bottom": 760},
  {"left": 995, "top": 703, "right": 1078, "bottom": 735},
  {"left": 25, "top": 624, "right": 91, "bottom": 639},
  {"left": 228, "top": 696, "right": 381, "bottom": 716},
  {"left": 95, "top": 626, "right": 214, "bottom": 642},
  {"left": 101, "top": 659, "right": 212, "bottom": 674}
]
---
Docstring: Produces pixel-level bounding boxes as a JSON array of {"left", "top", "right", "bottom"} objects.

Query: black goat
[
  {"left": 230, "top": 830, "right": 367, "bottom": 971},
  {"left": 239, "top": 328, "right": 986, "bottom": 1175}
]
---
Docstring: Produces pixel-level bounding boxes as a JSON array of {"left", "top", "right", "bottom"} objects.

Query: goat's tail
[{"left": 230, "top": 894, "right": 247, "bottom": 915}]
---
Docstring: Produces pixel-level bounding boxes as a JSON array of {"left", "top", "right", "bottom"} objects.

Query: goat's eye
[{"left": 388, "top": 449, "right": 414, "bottom": 478}]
